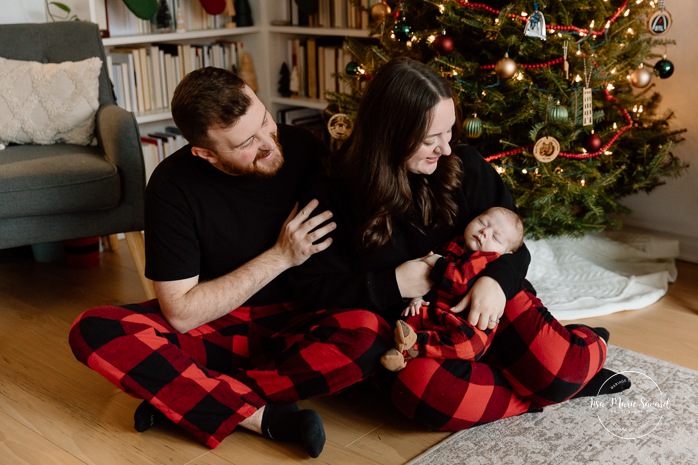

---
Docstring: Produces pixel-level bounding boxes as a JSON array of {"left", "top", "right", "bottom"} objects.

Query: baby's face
[{"left": 464, "top": 209, "right": 519, "bottom": 254}]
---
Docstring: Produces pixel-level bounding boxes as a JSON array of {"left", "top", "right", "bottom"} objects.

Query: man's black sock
[
  {"left": 573, "top": 368, "right": 632, "bottom": 398},
  {"left": 134, "top": 400, "right": 168, "bottom": 432},
  {"left": 261, "top": 403, "right": 326, "bottom": 458}
]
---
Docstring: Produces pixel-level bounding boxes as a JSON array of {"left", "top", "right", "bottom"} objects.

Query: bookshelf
[
  {"left": 100, "top": 0, "right": 377, "bottom": 169},
  {"left": 264, "top": 1, "right": 376, "bottom": 118}
]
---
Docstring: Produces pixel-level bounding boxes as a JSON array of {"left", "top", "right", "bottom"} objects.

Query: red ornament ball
[
  {"left": 432, "top": 35, "right": 454, "bottom": 55},
  {"left": 585, "top": 134, "right": 602, "bottom": 152}
]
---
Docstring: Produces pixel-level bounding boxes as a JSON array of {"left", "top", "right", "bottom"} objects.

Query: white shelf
[
  {"left": 135, "top": 111, "right": 173, "bottom": 125},
  {"left": 103, "top": 26, "right": 261, "bottom": 47},
  {"left": 268, "top": 26, "right": 372, "bottom": 38},
  {"left": 272, "top": 97, "right": 328, "bottom": 111}
]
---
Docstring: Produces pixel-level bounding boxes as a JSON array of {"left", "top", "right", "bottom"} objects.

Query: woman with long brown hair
[{"left": 294, "top": 57, "right": 629, "bottom": 430}]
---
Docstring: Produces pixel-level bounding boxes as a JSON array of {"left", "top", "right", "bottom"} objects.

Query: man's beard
[{"left": 219, "top": 133, "right": 285, "bottom": 178}]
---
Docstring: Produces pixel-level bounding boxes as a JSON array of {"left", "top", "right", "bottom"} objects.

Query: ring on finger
[{"left": 489, "top": 318, "right": 500, "bottom": 324}]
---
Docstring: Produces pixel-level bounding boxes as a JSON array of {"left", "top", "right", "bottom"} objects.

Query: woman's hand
[
  {"left": 450, "top": 276, "right": 505, "bottom": 330},
  {"left": 395, "top": 252, "right": 440, "bottom": 299}
]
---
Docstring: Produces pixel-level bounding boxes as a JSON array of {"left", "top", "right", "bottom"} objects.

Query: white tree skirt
[{"left": 526, "top": 231, "right": 679, "bottom": 321}]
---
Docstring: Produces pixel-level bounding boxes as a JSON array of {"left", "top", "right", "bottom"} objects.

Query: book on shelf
[
  {"left": 277, "top": 107, "right": 329, "bottom": 147},
  {"left": 140, "top": 136, "right": 162, "bottom": 183},
  {"left": 284, "top": 0, "right": 376, "bottom": 29},
  {"left": 148, "top": 131, "right": 180, "bottom": 158},
  {"left": 306, "top": 37, "right": 318, "bottom": 99},
  {"left": 148, "top": 45, "right": 164, "bottom": 110},
  {"left": 277, "top": 107, "right": 323, "bottom": 125}
]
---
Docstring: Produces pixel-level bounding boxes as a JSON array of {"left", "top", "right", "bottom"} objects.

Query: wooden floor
[{"left": 0, "top": 243, "right": 696, "bottom": 465}]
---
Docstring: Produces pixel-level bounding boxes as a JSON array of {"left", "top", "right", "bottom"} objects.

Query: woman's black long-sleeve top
[{"left": 291, "top": 144, "right": 531, "bottom": 325}]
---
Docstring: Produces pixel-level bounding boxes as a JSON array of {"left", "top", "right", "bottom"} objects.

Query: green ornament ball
[
  {"left": 463, "top": 116, "right": 483, "bottom": 139},
  {"left": 548, "top": 104, "right": 569, "bottom": 122},
  {"left": 345, "top": 61, "right": 360, "bottom": 76},
  {"left": 654, "top": 59, "right": 674, "bottom": 79},
  {"left": 393, "top": 22, "right": 412, "bottom": 41}
]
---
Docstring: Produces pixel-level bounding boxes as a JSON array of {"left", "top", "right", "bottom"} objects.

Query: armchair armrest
[{"left": 95, "top": 104, "right": 146, "bottom": 213}]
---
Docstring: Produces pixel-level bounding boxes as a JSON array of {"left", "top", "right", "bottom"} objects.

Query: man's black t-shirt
[{"left": 144, "top": 124, "right": 324, "bottom": 306}]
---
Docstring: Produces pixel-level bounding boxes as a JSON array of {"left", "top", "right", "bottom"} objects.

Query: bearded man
[{"left": 69, "top": 67, "right": 390, "bottom": 458}]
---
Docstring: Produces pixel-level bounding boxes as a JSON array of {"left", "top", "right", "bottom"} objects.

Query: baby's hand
[{"left": 402, "top": 297, "right": 429, "bottom": 317}]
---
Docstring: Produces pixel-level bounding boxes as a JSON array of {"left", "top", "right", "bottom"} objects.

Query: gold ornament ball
[
  {"left": 370, "top": 2, "right": 391, "bottom": 22},
  {"left": 630, "top": 67, "right": 652, "bottom": 88},
  {"left": 495, "top": 55, "right": 517, "bottom": 80}
]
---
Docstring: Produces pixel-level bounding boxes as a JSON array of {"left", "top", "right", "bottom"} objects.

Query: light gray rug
[{"left": 407, "top": 346, "right": 698, "bottom": 465}]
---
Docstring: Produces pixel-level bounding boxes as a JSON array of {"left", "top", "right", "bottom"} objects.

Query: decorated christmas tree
[{"left": 326, "top": 0, "right": 688, "bottom": 238}]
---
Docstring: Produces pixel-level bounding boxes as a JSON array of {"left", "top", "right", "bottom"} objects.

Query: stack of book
[
  {"left": 107, "top": 40, "right": 246, "bottom": 115},
  {"left": 140, "top": 126, "right": 187, "bottom": 183},
  {"left": 285, "top": 37, "right": 352, "bottom": 101},
  {"left": 277, "top": 107, "right": 329, "bottom": 147},
  {"left": 284, "top": 0, "right": 380, "bottom": 29}
]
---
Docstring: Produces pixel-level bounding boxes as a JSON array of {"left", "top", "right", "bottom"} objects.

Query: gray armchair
[{"left": 0, "top": 21, "right": 154, "bottom": 299}]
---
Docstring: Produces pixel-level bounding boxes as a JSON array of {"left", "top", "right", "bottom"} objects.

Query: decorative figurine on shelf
[
  {"left": 155, "top": 0, "right": 173, "bottom": 32},
  {"left": 278, "top": 63, "right": 292, "bottom": 97},
  {"left": 234, "top": 0, "right": 253, "bottom": 27},
  {"left": 238, "top": 51, "right": 259, "bottom": 92},
  {"left": 224, "top": 0, "right": 236, "bottom": 28},
  {"left": 175, "top": 0, "right": 186, "bottom": 32}
]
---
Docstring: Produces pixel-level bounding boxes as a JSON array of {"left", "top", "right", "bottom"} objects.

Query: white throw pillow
[{"left": 0, "top": 56, "right": 102, "bottom": 146}]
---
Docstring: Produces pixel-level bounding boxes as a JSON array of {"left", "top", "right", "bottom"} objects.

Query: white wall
[
  {"left": 2, "top": 0, "right": 696, "bottom": 261},
  {"left": 621, "top": 3, "right": 698, "bottom": 262},
  {"left": 0, "top": 0, "right": 95, "bottom": 24},
  {"left": 0, "top": 0, "right": 46, "bottom": 22}
]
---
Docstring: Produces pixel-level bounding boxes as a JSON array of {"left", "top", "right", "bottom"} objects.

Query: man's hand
[
  {"left": 450, "top": 276, "right": 505, "bottom": 330},
  {"left": 273, "top": 199, "right": 336, "bottom": 267},
  {"left": 156, "top": 200, "right": 335, "bottom": 333},
  {"left": 396, "top": 252, "right": 439, "bottom": 299}
]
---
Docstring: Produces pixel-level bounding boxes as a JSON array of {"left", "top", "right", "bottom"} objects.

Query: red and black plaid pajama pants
[
  {"left": 404, "top": 250, "right": 501, "bottom": 361},
  {"left": 376, "top": 290, "right": 607, "bottom": 431},
  {"left": 69, "top": 299, "right": 391, "bottom": 448}
]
